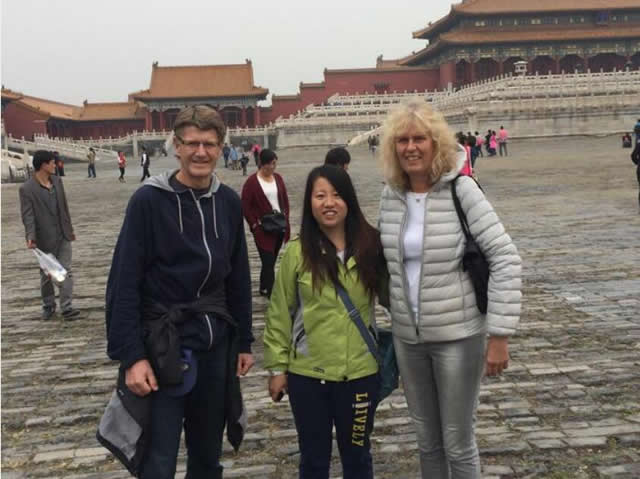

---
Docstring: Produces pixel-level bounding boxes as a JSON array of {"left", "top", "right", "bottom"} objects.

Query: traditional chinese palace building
[
  {"left": 129, "top": 61, "right": 268, "bottom": 130},
  {"left": 399, "top": 0, "right": 640, "bottom": 87}
]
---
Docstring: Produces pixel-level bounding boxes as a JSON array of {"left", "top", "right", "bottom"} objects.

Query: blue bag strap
[{"left": 335, "top": 285, "right": 382, "bottom": 365}]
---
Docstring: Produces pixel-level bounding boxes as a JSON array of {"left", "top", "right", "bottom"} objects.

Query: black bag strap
[
  {"left": 451, "top": 175, "right": 485, "bottom": 240},
  {"left": 451, "top": 176, "right": 472, "bottom": 241},
  {"left": 335, "top": 285, "right": 382, "bottom": 366}
]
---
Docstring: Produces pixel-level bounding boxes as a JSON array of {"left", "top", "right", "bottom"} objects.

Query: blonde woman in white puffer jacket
[{"left": 378, "top": 100, "right": 522, "bottom": 479}]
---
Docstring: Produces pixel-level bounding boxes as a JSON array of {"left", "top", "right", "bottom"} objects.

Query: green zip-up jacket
[{"left": 264, "top": 239, "right": 379, "bottom": 382}]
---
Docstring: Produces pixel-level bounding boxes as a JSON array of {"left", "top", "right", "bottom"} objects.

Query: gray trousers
[
  {"left": 393, "top": 333, "right": 486, "bottom": 479},
  {"left": 40, "top": 239, "right": 74, "bottom": 313}
]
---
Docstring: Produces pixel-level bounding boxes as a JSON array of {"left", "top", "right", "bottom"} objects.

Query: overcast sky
[{"left": 1, "top": 0, "right": 453, "bottom": 106}]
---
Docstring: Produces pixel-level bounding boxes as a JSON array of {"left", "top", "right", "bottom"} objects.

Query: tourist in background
[
  {"left": 87, "top": 147, "right": 97, "bottom": 178},
  {"left": 632, "top": 140, "right": 640, "bottom": 210},
  {"left": 474, "top": 131, "right": 484, "bottom": 158},
  {"left": 140, "top": 146, "right": 151, "bottom": 182},
  {"left": 229, "top": 143, "right": 239, "bottom": 170},
  {"left": 489, "top": 130, "right": 498, "bottom": 156},
  {"left": 240, "top": 150, "right": 250, "bottom": 176},
  {"left": 251, "top": 143, "right": 262, "bottom": 167},
  {"left": 378, "top": 100, "right": 522, "bottom": 479},
  {"left": 19, "top": 150, "right": 80, "bottom": 321},
  {"left": 324, "top": 147, "right": 351, "bottom": 171},
  {"left": 242, "top": 148, "right": 290, "bottom": 297},
  {"left": 117, "top": 151, "right": 126, "bottom": 182},
  {"left": 484, "top": 130, "right": 491, "bottom": 155},
  {"left": 223, "top": 142, "right": 231, "bottom": 168},
  {"left": 455, "top": 132, "right": 473, "bottom": 177},
  {"left": 264, "top": 165, "right": 386, "bottom": 479},
  {"left": 498, "top": 126, "right": 509, "bottom": 156},
  {"left": 53, "top": 151, "right": 65, "bottom": 176}
]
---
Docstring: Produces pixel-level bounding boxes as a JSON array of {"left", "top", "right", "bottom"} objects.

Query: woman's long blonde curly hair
[{"left": 380, "top": 99, "right": 458, "bottom": 191}]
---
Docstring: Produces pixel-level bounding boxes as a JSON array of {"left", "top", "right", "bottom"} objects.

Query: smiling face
[
  {"left": 395, "top": 123, "right": 435, "bottom": 184},
  {"left": 310, "top": 176, "right": 348, "bottom": 233},
  {"left": 174, "top": 125, "right": 221, "bottom": 188}
]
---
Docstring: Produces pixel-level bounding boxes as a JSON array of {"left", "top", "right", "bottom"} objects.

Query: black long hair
[{"left": 299, "top": 165, "right": 383, "bottom": 298}]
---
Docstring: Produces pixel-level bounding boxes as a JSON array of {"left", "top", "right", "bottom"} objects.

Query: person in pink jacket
[
  {"left": 489, "top": 131, "right": 498, "bottom": 156},
  {"left": 498, "top": 126, "right": 509, "bottom": 156},
  {"left": 456, "top": 132, "right": 473, "bottom": 176}
]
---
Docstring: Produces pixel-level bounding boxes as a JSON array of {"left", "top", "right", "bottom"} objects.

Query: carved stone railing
[
  {"left": 275, "top": 70, "right": 640, "bottom": 132},
  {"left": 1, "top": 149, "right": 31, "bottom": 183},
  {"left": 33, "top": 129, "right": 173, "bottom": 147},
  {"left": 6, "top": 135, "right": 118, "bottom": 162}
]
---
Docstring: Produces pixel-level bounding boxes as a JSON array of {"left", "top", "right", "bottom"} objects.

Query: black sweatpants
[{"left": 288, "top": 372, "right": 379, "bottom": 479}]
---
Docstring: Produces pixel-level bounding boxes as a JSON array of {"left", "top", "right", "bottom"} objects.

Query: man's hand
[
  {"left": 125, "top": 359, "right": 158, "bottom": 396},
  {"left": 236, "top": 353, "right": 255, "bottom": 377},
  {"left": 26, "top": 239, "right": 36, "bottom": 249},
  {"left": 485, "top": 336, "right": 509, "bottom": 377},
  {"left": 71, "top": 233, "right": 76, "bottom": 241},
  {"left": 268, "top": 374, "right": 288, "bottom": 402}
]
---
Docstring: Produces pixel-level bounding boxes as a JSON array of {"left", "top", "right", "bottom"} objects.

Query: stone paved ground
[{"left": 2, "top": 137, "right": 639, "bottom": 479}]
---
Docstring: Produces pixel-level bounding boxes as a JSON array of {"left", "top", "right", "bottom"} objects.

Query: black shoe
[
  {"left": 62, "top": 309, "right": 81, "bottom": 321},
  {"left": 42, "top": 307, "right": 56, "bottom": 321}
]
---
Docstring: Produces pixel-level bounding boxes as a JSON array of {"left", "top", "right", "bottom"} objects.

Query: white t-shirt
[
  {"left": 257, "top": 175, "right": 280, "bottom": 212},
  {"left": 403, "top": 192, "right": 428, "bottom": 315}
]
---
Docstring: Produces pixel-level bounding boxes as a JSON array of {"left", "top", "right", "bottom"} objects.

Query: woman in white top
[
  {"left": 241, "top": 149, "right": 290, "bottom": 297},
  {"left": 377, "top": 100, "right": 522, "bottom": 478}
]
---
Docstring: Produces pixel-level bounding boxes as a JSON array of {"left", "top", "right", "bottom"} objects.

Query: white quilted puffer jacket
[{"left": 378, "top": 150, "right": 522, "bottom": 344}]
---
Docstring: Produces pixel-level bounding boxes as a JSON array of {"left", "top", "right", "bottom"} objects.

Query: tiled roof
[
  {"left": 131, "top": 62, "right": 269, "bottom": 100},
  {"left": 443, "top": 24, "right": 640, "bottom": 43},
  {"left": 271, "top": 94, "right": 301, "bottom": 101},
  {"left": 17, "top": 95, "right": 79, "bottom": 119},
  {"left": 325, "top": 65, "right": 431, "bottom": 74},
  {"left": 74, "top": 102, "right": 146, "bottom": 121},
  {"left": 1, "top": 88, "right": 23, "bottom": 101},
  {"left": 300, "top": 82, "right": 325, "bottom": 88},
  {"left": 403, "top": 25, "right": 640, "bottom": 64},
  {"left": 413, "top": 0, "right": 640, "bottom": 39},
  {"left": 376, "top": 58, "right": 406, "bottom": 68},
  {"left": 453, "top": 0, "right": 640, "bottom": 15}
]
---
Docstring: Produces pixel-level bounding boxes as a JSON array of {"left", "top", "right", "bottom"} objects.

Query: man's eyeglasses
[{"left": 176, "top": 135, "right": 220, "bottom": 152}]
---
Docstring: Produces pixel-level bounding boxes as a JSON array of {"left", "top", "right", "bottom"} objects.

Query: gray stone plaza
[{"left": 2, "top": 136, "right": 639, "bottom": 478}]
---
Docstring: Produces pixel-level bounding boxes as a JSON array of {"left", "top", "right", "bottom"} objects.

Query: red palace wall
[
  {"left": 259, "top": 68, "right": 441, "bottom": 125},
  {"left": 69, "top": 119, "right": 145, "bottom": 139},
  {"left": 324, "top": 69, "right": 440, "bottom": 96},
  {"left": 299, "top": 85, "right": 329, "bottom": 107},
  {"left": 3, "top": 102, "right": 49, "bottom": 140},
  {"left": 262, "top": 98, "right": 303, "bottom": 123}
]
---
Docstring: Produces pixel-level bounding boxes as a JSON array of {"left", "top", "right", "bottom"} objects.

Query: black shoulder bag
[
  {"left": 451, "top": 176, "right": 490, "bottom": 314},
  {"left": 260, "top": 210, "right": 287, "bottom": 234}
]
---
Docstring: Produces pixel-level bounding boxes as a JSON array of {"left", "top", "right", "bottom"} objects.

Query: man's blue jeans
[{"left": 141, "top": 339, "right": 229, "bottom": 479}]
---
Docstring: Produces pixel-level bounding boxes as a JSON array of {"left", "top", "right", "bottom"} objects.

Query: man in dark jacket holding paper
[
  {"left": 105, "top": 105, "right": 254, "bottom": 478},
  {"left": 19, "top": 150, "right": 80, "bottom": 321}
]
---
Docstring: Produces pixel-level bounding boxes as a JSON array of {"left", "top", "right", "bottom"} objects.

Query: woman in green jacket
[{"left": 264, "top": 165, "right": 386, "bottom": 479}]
